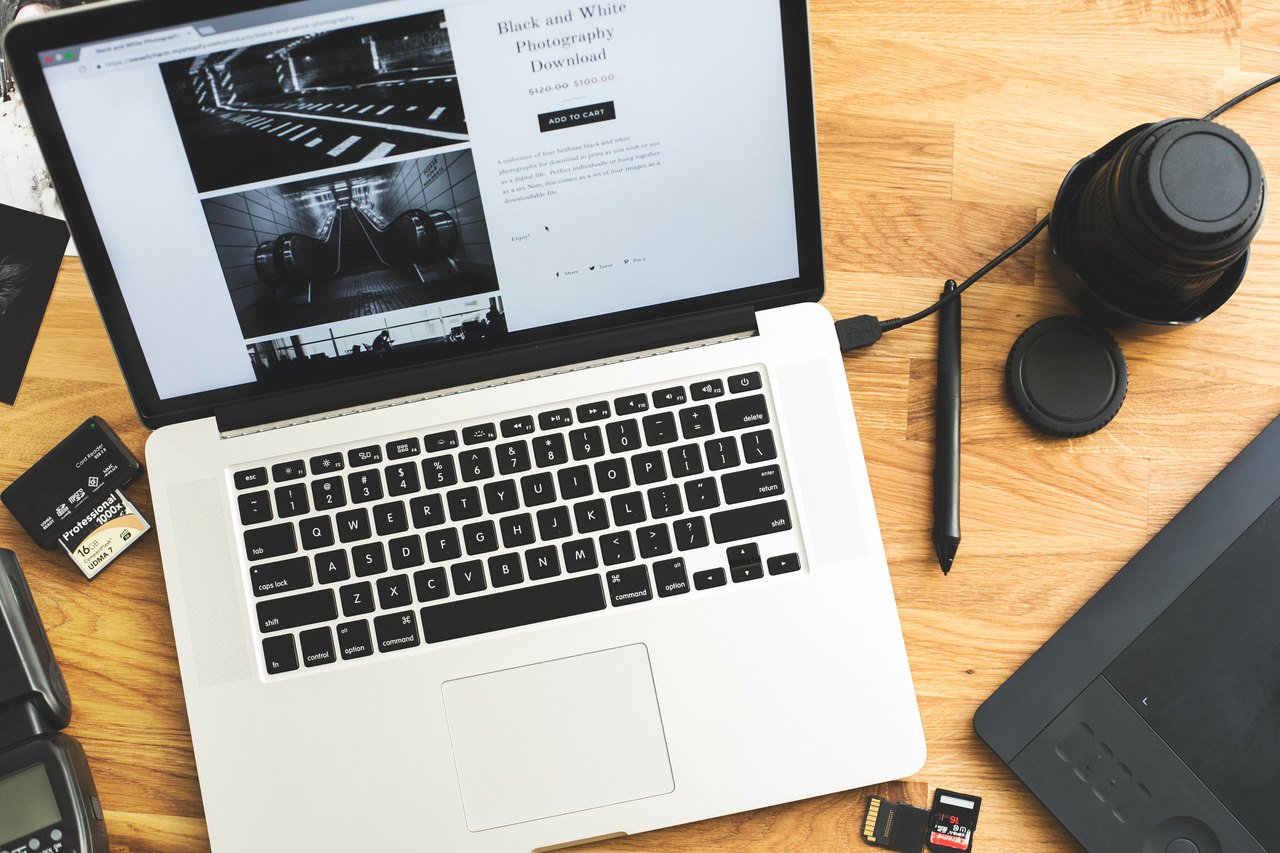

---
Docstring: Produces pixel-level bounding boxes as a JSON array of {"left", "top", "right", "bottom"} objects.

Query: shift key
[
  {"left": 258, "top": 589, "right": 337, "bottom": 633},
  {"left": 709, "top": 500, "right": 792, "bottom": 543}
]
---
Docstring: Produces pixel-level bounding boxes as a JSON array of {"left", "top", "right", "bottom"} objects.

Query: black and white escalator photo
[{"left": 203, "top": 150, "right": 497, "bottom": 342}]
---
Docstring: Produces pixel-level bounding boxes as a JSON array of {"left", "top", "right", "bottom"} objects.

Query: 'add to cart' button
[{"left": 538, "top": 101, "right": 617, "bottom": 132}]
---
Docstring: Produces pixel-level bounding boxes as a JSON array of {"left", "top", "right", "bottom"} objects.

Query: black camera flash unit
[{"left": 0, "top": 549, "right": 108, "bottom": 853}]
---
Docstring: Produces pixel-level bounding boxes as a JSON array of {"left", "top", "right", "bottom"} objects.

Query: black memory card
[
  {"left": 926, "top": 788, "right": 982, "bottom": 852},
  {"left": 2, "top": 417, "right": 143, "bottom": 549}
]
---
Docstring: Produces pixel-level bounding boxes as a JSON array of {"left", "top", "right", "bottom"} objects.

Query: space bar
[{"left": 420, "top": 575, "right": 607, "bottom": 644}]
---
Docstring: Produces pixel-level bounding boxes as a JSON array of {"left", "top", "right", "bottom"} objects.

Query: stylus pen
[{"left": 932, "top": 279, "right": 961, "bottom": 575}]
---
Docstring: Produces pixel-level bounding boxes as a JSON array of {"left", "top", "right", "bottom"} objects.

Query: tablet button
[{"left": 1145, "top": 817, "right": 1219, "bottom": 853}]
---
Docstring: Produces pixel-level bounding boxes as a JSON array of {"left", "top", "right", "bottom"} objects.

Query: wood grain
[{"left": 0, "top": 1, "right": 1277, "bottom": 850}]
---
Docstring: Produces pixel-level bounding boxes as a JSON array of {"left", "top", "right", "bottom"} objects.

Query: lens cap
[
  {"left": 1006, "top": 316, "right": 1128, "bottom": 437},
  {"left": 1135, "top": 119, "right": 1266, "bottom": 254}
]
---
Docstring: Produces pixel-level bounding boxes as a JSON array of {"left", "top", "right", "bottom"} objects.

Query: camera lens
[{"left": 1063, "top": 119, "right": 1265, "bottom": 318}]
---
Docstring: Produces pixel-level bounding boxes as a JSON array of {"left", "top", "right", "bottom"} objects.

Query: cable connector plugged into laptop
[{"left": 834, "top": 314, "right": 883, "bottom": 351}]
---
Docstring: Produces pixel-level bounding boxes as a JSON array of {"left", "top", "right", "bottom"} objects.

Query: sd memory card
[
  {"left": 1, "top": 412, "right": 144, "bottom": 550},
  {"left": 927, "top": 788, "right": 982, "bottom": 852},
  {"left": 862, "top": 796, "right": 930, "bottom": 852}
]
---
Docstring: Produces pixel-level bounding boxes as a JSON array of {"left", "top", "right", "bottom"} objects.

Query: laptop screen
[{"left": 27, "top": 0, "right": 811, "bottom": 417}]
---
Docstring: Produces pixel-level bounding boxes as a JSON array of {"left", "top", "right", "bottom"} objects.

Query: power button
[
  {"left": 728, "top": 372, "right": 763, "bottom": 393},
  {"left": 90, "top": 795, "right": 103, "bottom": 821},
  {"left": 1167, "top": 840, "right": 1199, "bottom": 853}
]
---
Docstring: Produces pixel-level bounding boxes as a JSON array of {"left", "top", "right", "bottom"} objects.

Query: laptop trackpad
[{"left": 442, "top": 644, "right": 675, "bottom": 831}]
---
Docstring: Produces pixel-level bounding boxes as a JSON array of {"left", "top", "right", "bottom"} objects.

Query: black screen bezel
[{"left": 4, "top": 0, "right": 823, "bottom": 429}]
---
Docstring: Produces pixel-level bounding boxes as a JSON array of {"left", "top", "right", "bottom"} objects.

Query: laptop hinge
[{"left": 214, "top": 306, "right": 758, "bottom": 436}]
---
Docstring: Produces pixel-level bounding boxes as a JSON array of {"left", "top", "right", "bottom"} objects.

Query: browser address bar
[{"left": 83, "top": 12, "right": 360, "bottom": 68}]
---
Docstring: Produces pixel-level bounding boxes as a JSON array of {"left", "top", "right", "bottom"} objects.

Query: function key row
[{"left": 234, "top": 373, "right": 765, "bottom": 490}]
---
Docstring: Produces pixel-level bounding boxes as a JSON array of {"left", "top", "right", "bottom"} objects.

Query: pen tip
[{"left": 934, "top": 539, "right": 958, "bottom": 575}]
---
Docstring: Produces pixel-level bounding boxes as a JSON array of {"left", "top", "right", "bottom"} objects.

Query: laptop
[{"left": 5, "top": 0, "right": 926, "bottom": 849}]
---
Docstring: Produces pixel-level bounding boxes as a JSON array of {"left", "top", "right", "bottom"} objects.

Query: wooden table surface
[{"left": 2, "top": 0, "right": 1277, "bottom": 850}]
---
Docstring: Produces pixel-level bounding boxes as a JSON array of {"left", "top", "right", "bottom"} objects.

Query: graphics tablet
[{"left": 975, "top": 414, "right": 1280, "bottom": 852}]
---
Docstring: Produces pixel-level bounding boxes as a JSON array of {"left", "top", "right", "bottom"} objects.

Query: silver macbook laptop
[{"left": 6, "top": 0, "right": 925, "bottom": 848}]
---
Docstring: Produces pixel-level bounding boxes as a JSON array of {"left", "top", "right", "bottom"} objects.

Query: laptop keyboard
[{"left": 232, "top": 368, "right": 804, "bottom": 676}]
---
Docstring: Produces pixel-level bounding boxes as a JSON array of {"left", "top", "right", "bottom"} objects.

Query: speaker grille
[
  {"left": 167, "top": 478, "right": 253, "bottom": 687},
  {"left": 775, "top": 360, "right": 867, "bottom": 564}
]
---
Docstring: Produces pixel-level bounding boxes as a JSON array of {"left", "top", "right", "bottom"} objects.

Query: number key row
[{"left": 238, "top": 375, "right": 769, "bottom": 492}]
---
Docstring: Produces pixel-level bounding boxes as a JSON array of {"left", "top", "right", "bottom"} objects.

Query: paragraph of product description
[{"left": 496, "top": 137, "right": 662, "bottom": 204}]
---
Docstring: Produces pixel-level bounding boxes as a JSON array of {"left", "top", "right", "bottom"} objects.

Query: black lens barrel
[{"left": 1059, "top": 118, "right": 1265, "bottom": 322}]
